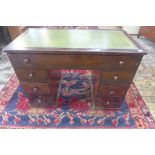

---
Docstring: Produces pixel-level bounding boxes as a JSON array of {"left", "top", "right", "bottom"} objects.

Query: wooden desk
[{"left": 2, "top": 28, "right": 146, "bottom": 109}]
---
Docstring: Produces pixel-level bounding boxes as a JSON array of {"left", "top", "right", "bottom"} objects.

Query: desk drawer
[
  {"left": 27, "top": 95, "right": 57, "bottom": 107},
  {"left": 15, "top": 69, "right": 48, "bottom": 82},
  {"left": 8, "top": 54, "right": 142, "bottom": 70},
  {"left": 21, "top": 82, "right": 50, "bottom": 95},
  {"left": 100, "top": 71, "right": 135, "bottom": 83},
  {"left": 97, "top": 84, "right": 129, "bottom": 97},
  {"left": 95, "top": 97, "right": 124, "bottom": 109}
]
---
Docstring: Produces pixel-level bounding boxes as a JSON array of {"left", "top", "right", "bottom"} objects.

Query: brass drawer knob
[
  {"left": 109, "top": 90, "right": 114, "bottom": 95},
  {"left": 33, "top": 87, "right": 38, "bottom": 92},
  {"left": 29, "top": 73, "right": 34, "bottom": 79},
  {"left": 114, "top": 75, "right": 119, "bottom": 80},
  {"left": 38, "top": 98, "right": 42, "bottom": 104},
  {"left": 24, "top": 58, "right": 30, "bottom": 64},
  {"left": 106, "top": 101, "right": 110, "bottom": 105},
  {"left": 119, "top": 60, "right": 125, "bottom": 65}
]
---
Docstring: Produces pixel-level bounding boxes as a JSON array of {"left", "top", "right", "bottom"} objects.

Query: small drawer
[
  {"left": 27, "top": 95, "right": 57, "bottom": 107},
  {"left": 15, "top": 69, "right": 48, "bottom": 82},
  {"left": 97, "top": 84, "right": 129, "bottom": 97},
  {"left": 100, "top": 71, "right": 135, "bottom": 83},
  {"left": 95, "top": 97, "right": 124, "bottom": 109},
  {"left": 8, "top": 54, "right": 142, "bottom": 71},
  {"left": 21, "top": 82, "right": 50, "bottom": 95}
]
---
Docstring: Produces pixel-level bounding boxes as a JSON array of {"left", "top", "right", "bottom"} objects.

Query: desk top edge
[{"left": 2, "top": 28, "right": 147, "bottom": 55}]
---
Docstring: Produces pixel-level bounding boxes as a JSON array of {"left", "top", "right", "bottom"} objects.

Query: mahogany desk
[{"left": 3, "top": 28, "right": 146, "bottom": 109}]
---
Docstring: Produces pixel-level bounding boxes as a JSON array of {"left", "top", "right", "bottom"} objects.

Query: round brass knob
[
  {"left": 109, "top": 90, "right": 114, "bottom": 95},
  {"left": 24, "top": 58, "right": 30, "bottom": 64},
  {"left": 106, "top": 101, "right": 110, "bottom": 105},
  {"left": 114, "top": 75, "right": 119, "bottom": 81},
  {"left": 33, "top": 87, "right": 38, "bottom": 92},
  {"left": 119, "top": 60, "right": 125, "bottom": 65},
  {"left": 38, "top": 98, "right": 42, "bottom": 104},
  {"left": 29, "top": 73, "right": 34, "bottom": 79}
]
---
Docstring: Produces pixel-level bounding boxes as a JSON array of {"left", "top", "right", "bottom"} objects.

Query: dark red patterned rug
[{"left": 0, "top": 70, "right": 155, "bottom": 128}]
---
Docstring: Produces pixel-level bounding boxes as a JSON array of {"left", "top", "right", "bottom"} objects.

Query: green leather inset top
[{"left": 10, "top": 29, "right": 138, "bottom": 49}]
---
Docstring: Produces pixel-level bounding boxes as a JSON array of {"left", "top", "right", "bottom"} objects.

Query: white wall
[{"left": 122, "top": 26, "right": 140, "bottom": 35}]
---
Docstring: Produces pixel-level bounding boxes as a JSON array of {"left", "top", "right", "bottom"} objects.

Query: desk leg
[{"left": 49, "top": 69, "right": 62, "bottom": 107}]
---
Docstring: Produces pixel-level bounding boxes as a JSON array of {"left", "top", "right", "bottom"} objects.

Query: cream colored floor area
[{"left": 133, "top": 36, "right": 155, "bottom": 118}]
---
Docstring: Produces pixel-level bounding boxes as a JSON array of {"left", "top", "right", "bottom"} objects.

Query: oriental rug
[{"left": 0, "top": 70, "right": 155, "bottom": 129}]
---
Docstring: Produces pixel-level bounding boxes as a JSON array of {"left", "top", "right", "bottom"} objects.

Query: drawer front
[
  {"left": 100, "top": 71, "right": 135, "bottom": 83},
  {"left": 15, "top": 69, "right": 48, "bottom": 82},
  {"left": 97, "top": 84, "right": 129, "bottom": 97},
  {"left": 95, "top": 97, "right": 124, "bottom": 109},
  {"left": 27, "top": 95, "right": 57, "bottom": 107},
  {"left": 8, "top": 54, "right": 142, "bottom": 70},
  {"left": 21, "top": 82, "right": 50, "bottom": 95}
]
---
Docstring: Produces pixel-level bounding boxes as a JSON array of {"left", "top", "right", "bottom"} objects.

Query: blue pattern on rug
[{"left": 0, "top": 70, "right": 136, "bottom": 128}]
